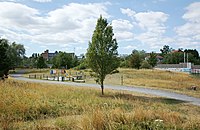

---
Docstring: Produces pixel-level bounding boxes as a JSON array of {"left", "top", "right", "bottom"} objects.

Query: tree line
[{"left": 119, "top": 45, "right": 200, "bottom": 69}]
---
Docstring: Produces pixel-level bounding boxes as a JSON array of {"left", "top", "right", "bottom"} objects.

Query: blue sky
[{"left": 0, "top": 0, "right": 199, "bottom": 56}]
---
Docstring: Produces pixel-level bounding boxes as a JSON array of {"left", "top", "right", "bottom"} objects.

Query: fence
[{"left": 28, "top": 74, "right": 85, "bottom": 83}]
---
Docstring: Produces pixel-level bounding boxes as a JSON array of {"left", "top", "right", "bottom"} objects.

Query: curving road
[{"left": 10, "top": 74, "right": 200, "bottom": 106}]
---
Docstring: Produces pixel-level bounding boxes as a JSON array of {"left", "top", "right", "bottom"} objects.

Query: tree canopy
[
  {"left": 129, "top": 50, "right": 145, "bottom": 69},
  {"left": 37, "top": 56, "right": 47, "bottom": 69},
  {"left": 0, "top": 39, "right": 10, "bottom": 78},
  {"left": 0, "top": 38, "right": 25, "bottom": 79},
  {"left": 86, "top": 16, "right": 119, "bottom": 95},
  {"left": 52, "top": 52, "right": 74, "bottom": 69}
]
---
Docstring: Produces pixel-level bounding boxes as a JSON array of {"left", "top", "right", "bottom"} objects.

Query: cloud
[
  {"left": 33, "top": 0, "right": 52, "bottom": 2},
  {"left": 174, "top": 2, "right": 200, "bottom": 49},
  {"left": 121, "top": 8, "right": 171, "bottom": 50},
  {"left": 112, "top": 19, "right": 134, "bottom": 41},
  {"left": 120, "top": 8, "right": 136, "bottom": 18},
  {"left": 134, "top": 11, "right": 168, "bottom": 32},
  {"left": 0, "top": 2, "right": 110, "bottom": 48}
]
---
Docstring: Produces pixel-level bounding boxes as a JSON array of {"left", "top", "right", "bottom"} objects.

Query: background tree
[
  {"left": 140, "top": 60, "right": 152, "bottom": 69},
  {"left": 163, "top": 52, "right": 184, "bottom": 64},
  {"left": 160, "top": 45, "right": 172, "bottom": 56},
  {"left": 7, "top": 42, "right": 25, "bottom": 68},
  {"left": 184, "top": 49, "right": 200, "bottom": 64},
  {"left": 129, "top": 50, "right": 145, "bottom": 69},
  {"left": 36, "top": 56, "right": 47, "bottom": 69},
  {"left": 86, "top": 16, "right": 119, "bottom": 95},
  {"left": 52, "top": 52, "right": 73, "bottom": 69},
  {"left": 119, "top": 55, "right": 130, "bottom": 68},
  {"left": 0, "top": 38, "right": 10, "bottom": 78},
  {"left": 148, "top": 52, "right": 157, "bottom": 67}
]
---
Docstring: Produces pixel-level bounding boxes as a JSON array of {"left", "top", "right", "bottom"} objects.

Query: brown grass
[{"left": 0, "top": 79, "right": 200, "bottom": 129}]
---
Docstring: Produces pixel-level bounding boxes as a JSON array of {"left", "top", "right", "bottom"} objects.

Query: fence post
[
  {"left": 34, "top": 74, "right": 36, "bottom": 79},
  {"left": 121, "top": 75, "right": 123, "bottom": 85}
]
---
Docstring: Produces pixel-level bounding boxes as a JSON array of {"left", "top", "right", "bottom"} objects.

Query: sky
[{"left": 0, "top": 0, "right": 200, "bottom": 57}]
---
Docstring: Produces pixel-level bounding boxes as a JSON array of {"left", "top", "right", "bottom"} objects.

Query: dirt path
[{"left": 10, "top": 74, "right": 200, "bottom": 106}]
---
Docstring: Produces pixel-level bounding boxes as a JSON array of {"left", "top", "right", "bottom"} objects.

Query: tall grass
[
  {"left": 22, "top": 68, "right": 200, "bottom": 98},
  {"left": 84, "top": 68, "right": 200, "bottom": 98},
  {"left": 0, "top": 79, "right": 200, "bottom": 129}
]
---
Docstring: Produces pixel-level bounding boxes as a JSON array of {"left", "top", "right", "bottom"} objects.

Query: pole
[
  {"left": 184, "top": 52, "right": 185, "bottom": 63},
  {"left": 121, "top": 75, "right": 123, "bottom": 85}
]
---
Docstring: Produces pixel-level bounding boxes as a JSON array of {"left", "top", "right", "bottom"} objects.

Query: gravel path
[{"left": 11, "top": 74, "right": 200, "bottom": 106}]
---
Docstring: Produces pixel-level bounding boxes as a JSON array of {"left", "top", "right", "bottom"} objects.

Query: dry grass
[
  {"left": 0, "top": 79, "right": 200, "bottom": 129},
  {"left": 120, "top": 69, "right": 200, "bottom": 98},
  {"left": 83, "top": 68, "right": 200, "bottom": 98}
]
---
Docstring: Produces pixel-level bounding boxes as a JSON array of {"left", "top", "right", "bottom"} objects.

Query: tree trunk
[{"left": 101, "top": 83, "right": 104, "bottom": 95}]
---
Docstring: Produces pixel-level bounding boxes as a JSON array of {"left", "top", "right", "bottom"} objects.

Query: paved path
[{"left": 11, "top": 74, "right": 200, "bottom": 106}]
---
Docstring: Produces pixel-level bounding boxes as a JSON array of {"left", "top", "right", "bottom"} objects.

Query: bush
[
  {"left": 140, "top": 60, "right": 152, "bottom": 69},
  {"left": 74, "top": 62, "right": 87, "bottom": 70}
]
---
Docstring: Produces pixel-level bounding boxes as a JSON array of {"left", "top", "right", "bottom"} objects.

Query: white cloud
[
  {"left": 182, "top": 2, "right": 200, "bottom": 23},
  {"left": 112, "top": 19, "right": 134, "bottom": 41},
  {"left": 33, "top": 0, "right": 52, "bottom": 2},
  {"left": 0, "top": 2, "right": 110, "bottom": 48},
  {"left": 175, "top": 2, "right": 200, "bottom": 49},
  {"left": 121, "top": 8, "right": 171, "bottom": 50},
  {"left": 120, "top": 8, "right": 136, "bottom": 18},
  {"left": 112, "top": 19, "right": 133, "bottom": 31},
  {"left": 134, "top": 11, "right": 168, "bottom": 32}
]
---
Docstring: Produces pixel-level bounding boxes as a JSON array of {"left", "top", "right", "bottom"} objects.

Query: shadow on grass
[{"left": 100, "top": 93, "right": 187, "bottom": 105}]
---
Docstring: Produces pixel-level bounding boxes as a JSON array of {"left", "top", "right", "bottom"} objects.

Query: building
[
  {"left": 41, "top": 50, "right": 58, "bottom": 61},
  {"left": 155, "top": 63, "right": 200, "bottom": 73},
  {"left": 41, "top": 50, "right": 75, "bottom": 61},
  {"left": 145, "top": 55, "right": 164, "bottom": 63}
]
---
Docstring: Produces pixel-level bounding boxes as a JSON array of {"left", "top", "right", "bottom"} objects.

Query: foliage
[
  {"left": 119, "top": 55, "right": 130, "bottom": 68},
  {"left": 74, "top": 59, "right": 87, "bottom": 70},
  {"left": 0, "top": 39, "right": 10, "bottom": 78},
  {"left": 160, "top": 45, "right": 172, "bottom": 56},
  {"left": 163, "top": 52, "right": 184, "bottom": 64},
  {"left": 147, "top": 52, "right": 157, "bottom": 67},
  {"left": 7, "top": 42, "right": 25, "bottom": 68},
  {"left": 36, "top": 56, "right": 47, "bottom": 69},
  {"left": 129, "top": 50, "right": 145, "bottom": 69},
  {"left": 140, "top": 60, "right": 152, "bottom": 69},
  {"left": 184, "top": 49, "right": 199, "bottom": 59},
  {"left": 184, "top": 49, "right": 200, "bottom": 65},
  {"left": 86, "top": 16, "right": 119, "bottom": 95},
  {"left": 52, "top": 52, "right": 74, "bottom": 69}
]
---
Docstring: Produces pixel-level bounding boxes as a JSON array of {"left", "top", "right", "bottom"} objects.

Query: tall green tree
[
  {"left": 37, "top": 56, "right": 47, "bottom": 69},
  {"left": 52, "top": 52, "right": 73, "bottom": 69},
  {"left": 163, "top": 52, "right": 184, "bottom": 64},
  {"left": 0, "top": 38, "right": 10, "bottom": 78},
  {"left": 148, "top": 52, "right": 157, "bottom": 67},
  {"left": 129, "top": 50, "right": 145, "bottom": 69},
  {"left": 160, "top": 45, "right": 172, "bottom": 56},
  {"left": 86, "top": 16, "right": 119, "bottom": 95},
  {"left": 7, "top": 42, "right": 25, "bottom": 68}
]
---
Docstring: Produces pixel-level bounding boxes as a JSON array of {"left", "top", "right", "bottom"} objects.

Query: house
[
  {"left": 41, "top": 50, "right": 75, "bottom": 61},
  {"left": 41, "top": 50, "right": 58, "bottom": 61},
  {"left": 145, "top": 53, "right": 164, "bottom": 63}
]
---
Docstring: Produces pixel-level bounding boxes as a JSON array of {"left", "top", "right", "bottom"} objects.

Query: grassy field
[
  {"left": 20, "top": 68, "right": 200, "bottom": 98},
  {"left": 83, "top": 68, "right": 200, "bottom": 98},
  {"left": 0, "top": 79, "right": 200, "bottom": 129}
]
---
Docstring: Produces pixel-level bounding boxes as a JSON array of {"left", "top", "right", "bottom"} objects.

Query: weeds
[{"left": 0, "top": 79, "right": 200, "bottom": 129}]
